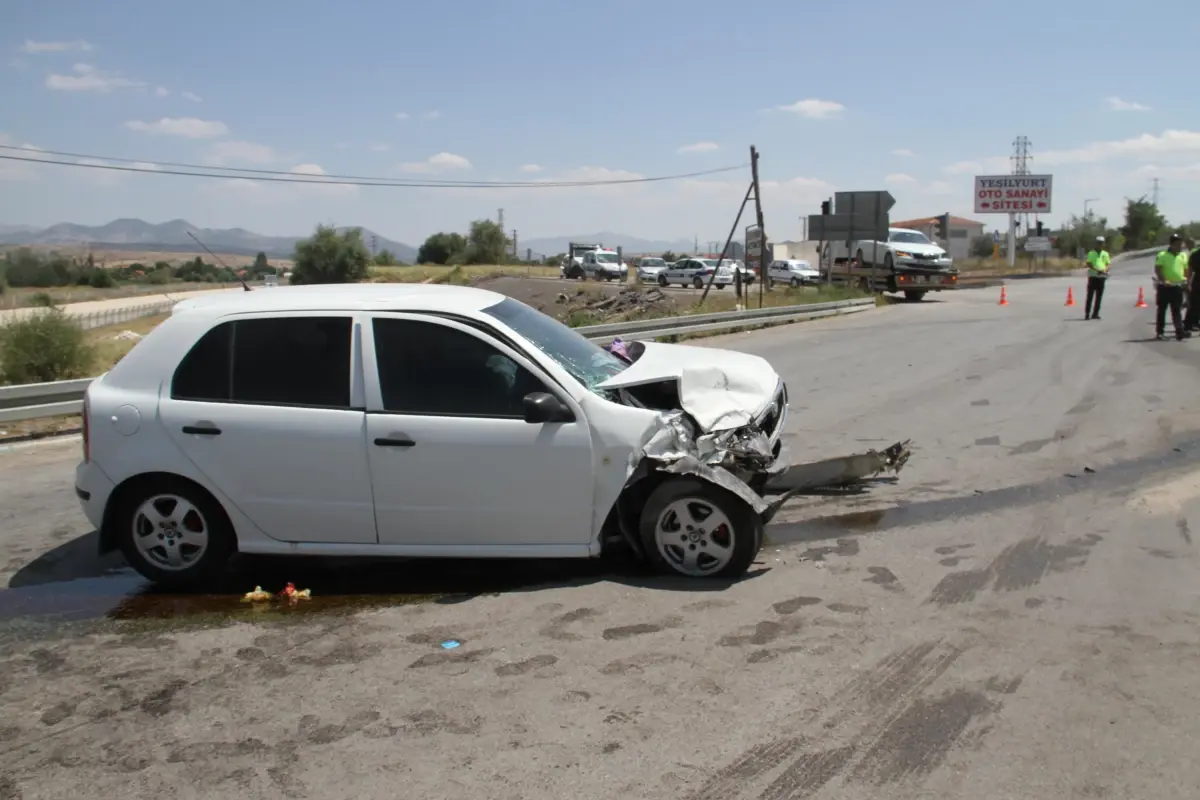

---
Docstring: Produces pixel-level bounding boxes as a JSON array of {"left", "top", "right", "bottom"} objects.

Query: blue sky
[{"left": 2, "top": 0, "right": 1198, "bottom": 247}]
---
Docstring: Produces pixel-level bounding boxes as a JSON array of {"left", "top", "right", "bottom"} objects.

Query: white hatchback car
[{"left": 76, "top": 284, "right": 792, "bottom": 587}]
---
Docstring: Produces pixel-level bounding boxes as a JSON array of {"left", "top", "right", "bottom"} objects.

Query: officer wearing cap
[
  {"left": 1154, "top": 233, "right": 1191, "bottom": 341},
  {"left": 1084, "top": 235, "right": 1111, "bottom": 320}
]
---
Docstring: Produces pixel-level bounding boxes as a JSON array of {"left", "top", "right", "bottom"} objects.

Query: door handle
[
  {"left": 374, "top": 436, "right": 415, "bottom": 447},
  {"left": 182, "top": 425, "right": 221, "bottom": 435}
]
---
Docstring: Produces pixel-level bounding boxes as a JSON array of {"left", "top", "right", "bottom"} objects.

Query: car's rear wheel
[
  {"left": 115, "top": 478, "right": 235, "bottom": 588},
  {"left": 693, "top": 276, "right": 704, "bottom": 289},
  {"left": 639, "top": 477, "right": 762, "bottom": 579},
  {"left": 790, "top": 277, "right": 801, "bottom": 288}
]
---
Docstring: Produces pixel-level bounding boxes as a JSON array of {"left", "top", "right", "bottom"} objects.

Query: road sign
[
  {"left": 1024, "top": 236, "right": 1052, "bottom": 252},
  {"left": 834, "top": 191, "right": 895, "bottom": 217},
  {"left": 807, "top": 213, "right": 888, "bottom": 242},
  {"left": 974, "top": 174, "right": 1053, "bottom": 214},
  {"left": 745, "top": 225, "right": 766, "bottom": 271}
]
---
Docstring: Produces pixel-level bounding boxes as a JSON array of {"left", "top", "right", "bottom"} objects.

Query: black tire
[
  {"left": 657, "top": 274, "right": 668, "bottom": 287},
  {"left": 856, "top": 248, "right": 866, "bottom": 266},
  {"left": 904, "top": 290, "right": 927, "bottom": 302},
  {"left": 717, "top": 284, "right": 726, "bottom": 290},
  {"left": 114, "top": 477, "right": 236, "bottom": 588},
  {"left": 638, "top": 477, "right": 762, "bottom": 579},
  {"left": 790, "top": 277, "right": 801, "bottom": 288},
  {"left": 884, "top": 253, "right": 895, "bottom": 270},
  {"left": 693, "top": 276, "right": 704, "bottom": 289}
]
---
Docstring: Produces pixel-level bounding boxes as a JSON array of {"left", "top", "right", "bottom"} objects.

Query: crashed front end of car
[{"left": 596, "top": 337, "right": 910, "bottom": 537}]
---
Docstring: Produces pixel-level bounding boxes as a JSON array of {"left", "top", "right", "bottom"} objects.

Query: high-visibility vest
[
  {"left": 1085, "top": 249, "right": 1111, "bottom": 277},
  {"left": 1156, "top": 250, "right": 1187, "bottom": 284}
]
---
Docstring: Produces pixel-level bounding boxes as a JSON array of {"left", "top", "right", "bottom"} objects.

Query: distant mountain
[
  {"left": 520, "top": 231, "right": 697, "bottom": 258},
  {"left": 0, "top": 218, "right": 418, "bottom": 263}
]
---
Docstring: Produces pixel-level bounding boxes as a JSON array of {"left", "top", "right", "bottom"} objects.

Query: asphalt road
[{"left": 2, "top": 255, "right": 1199, "bottom": 800}]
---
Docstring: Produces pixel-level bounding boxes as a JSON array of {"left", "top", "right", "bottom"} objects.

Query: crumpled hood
[{"left": 596, "top": 341, "right": 780, "bottom": 432}]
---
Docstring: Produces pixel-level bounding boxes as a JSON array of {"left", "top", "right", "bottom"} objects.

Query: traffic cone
[
  {"left": 999, "top": 286, "right": 1008, "bottom": 306},
  {"left": 1065, "top": 286, "right": 1075, "bottom": 307},
  {"left": 1135, "top": 287, "right": 1148, "bottom": 308}
]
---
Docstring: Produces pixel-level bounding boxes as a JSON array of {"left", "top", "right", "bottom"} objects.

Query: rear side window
[
  {"left": 170, "top": 316, "right": 352, "bottom": 408},
  {"left": 372, "top": 318, "right": 546, "bottom": 417}
]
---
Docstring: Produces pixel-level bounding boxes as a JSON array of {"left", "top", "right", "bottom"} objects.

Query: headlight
[{"left": 895, "top": 250, "right": 913, "bottom": 258}]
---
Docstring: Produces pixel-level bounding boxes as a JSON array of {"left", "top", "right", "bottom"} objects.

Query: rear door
[
  {"left": 362, "top": 314, "right": 595, "bottom": 550},
  {"left": 158, "top": 313, "right": 377, "bottom": 544}
]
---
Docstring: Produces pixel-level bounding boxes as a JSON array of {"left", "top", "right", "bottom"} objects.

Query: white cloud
[
  {"left": 775, "top": 99, "right": 845, "bottom": 119},
  {"left": 204, "top": 140, "right": 280, "bottom": 165},
  {"left": 519, "top": 164, "right": 543, "bottom": 173},
  {"left": 942, "top": 160, "right": 983, "bottom": 175},
  {"left": 399, "top": 152, "right": 471, "bottom": 173},
  {"left": 46, "top": 63, "right": 144, "bottom": 92},
  {"left": 926, "top": 180, "right": 953, "bottom": 195},
  {"left": 885, "top": 173, "right": 918, "bottom": 184},
  {"left": 1039, "top": 129, "right": 1200, "bottom": 166},
  {"left": 19, "top": 39, "right": 92, "bottom": 54},
  {"left": 1105, "top": 96, "right": 1149, "bottom": 112},
  {"left": 369, "top": 143, "right": 389, "bottom": 152},
  {"left": 288, "top": 163, "right": 357, "bottom": 196},
  {"left": 1132, "top": 162, "right": 1200, "bottom": 182},
  {"left": 0, "top": 134, "right": 40, "bottom": 181},
  {"left": 125, "top": 117, "right": 230, "bottom": 139},
  {"left": 893, "top": 148, "right": 916, "bottom": 157},
  {"left": 421, "top": 111, "right": 441, "bottom": 121},
  {"left": 208, "top": 163, "right": 357, "bottom": 203},
  {"left": 677, "top": 141, "right": 719, "bottom": 154},
  {"left": 155, "top": 86, "right": 170, "bottom": 97},
  {"left": 181, "top": 91, "right": 203, "bottom": 103},
  {"left": 394, "top": 112, "right": 410, "bottom": 121}
]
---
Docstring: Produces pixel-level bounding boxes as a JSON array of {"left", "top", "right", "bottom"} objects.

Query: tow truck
[
  {"left": 824, "top": 227, "right": 959, "bottom": 301},
  {"left": 560, "top": 242, "right": 601, "bottom": 280}
]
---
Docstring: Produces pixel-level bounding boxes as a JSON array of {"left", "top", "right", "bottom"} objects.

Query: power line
[{"left": 0, "top": 145, "right": 748, "bottom": 188}]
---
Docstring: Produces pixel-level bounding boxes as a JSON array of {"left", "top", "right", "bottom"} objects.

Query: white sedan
[
  {"left": 657, "top": 258, "right": 735, "bottom": 289},
  {"left": 766, "top": 260, "right": 821, "bottom": 288},
  {"left": 635, "top": 257, "right": 668, "bottom": 281},
  {"left": 75, "top": 283, "right": 793, "bottom": 586}
]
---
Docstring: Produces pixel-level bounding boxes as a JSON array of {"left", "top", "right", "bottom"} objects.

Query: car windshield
[
  {"left": 481, "top": 297, "right": 629, "bottom": 392},
  {"left": 697, "top": 259, "right": 720, "bottom": 267},
  {"left": 889, "top": 231, "right": 932, "bottom": 244},
  {"left": 596, "top": 252, "right": 619, "bottom": 263},
  {"left": 641, "top": 258, "right": 665, "bottom": 266}
]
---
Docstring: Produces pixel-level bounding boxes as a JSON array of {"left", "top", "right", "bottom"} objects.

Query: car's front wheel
[
  {"left": 657, "top": 274, "right": 668, "bottom": 287},
  {"left": 693, "top": 276, "right": 704, "bottom": 289},
  {"left": 639, "top": 477, "right": 762, "bottom": 579},
  {"left": 114, "top": 478, "right": 236, "bottom": 587}
]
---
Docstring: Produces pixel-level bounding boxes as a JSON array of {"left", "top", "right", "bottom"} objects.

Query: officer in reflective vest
[
  {"left": 1184, "top": 238, "right": 1200, "bottom": 332},
  {"left": 1084, "top": 236, "right": 1111, "bottom": 320},
  {"left": 1154, "top": 233, "right": 1191, "bottom": 341}
]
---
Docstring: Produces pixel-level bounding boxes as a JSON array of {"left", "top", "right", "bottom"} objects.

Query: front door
[
  {"left": 362, "top": 313, "right": 595, "bottom": 550},
  {"left": 159, "top": 313, "right": 377, "bottom": 544}
]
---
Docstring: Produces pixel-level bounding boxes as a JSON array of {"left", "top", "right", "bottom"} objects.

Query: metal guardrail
[
  {"left": 0, "top": 299, "right": 178, "bottom": 331},
  {"left": 0, "top": 298, "right": 876, "bottom": 425}
]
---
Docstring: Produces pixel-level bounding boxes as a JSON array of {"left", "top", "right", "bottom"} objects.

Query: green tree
[
  {"left": 417, "top": 232, "right": 468, "bottom": 265},
  {"left": 661, "top": 250, "right": 678, "bottom": 263},
  {"left": 969, "top": 235, "right": 994, "bottom": 258},
  {"left": 290, "top": 224, "right": 371, "bottom": 285},
  {"left": 253, "top": 251, "right": 269, "bottom": 272},
  {"left": 464, "top": 219, "right": 510, "bottom": 264},
  {"left": 374, "top": 248, "right": 398, "bottom": 267},
  {"left": 1121, "top": 197, "right": 1168, "bottom": 250}
]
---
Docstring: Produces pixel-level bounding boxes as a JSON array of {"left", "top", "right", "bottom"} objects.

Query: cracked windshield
[{"left": 1, "top": 0, "right": 1198, "bottom": 798}]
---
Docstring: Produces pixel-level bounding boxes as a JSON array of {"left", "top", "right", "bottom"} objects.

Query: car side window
[
  {"left": 372, "top": 318, "right": 548, "bottom": 417},
  {"left": 170, "top": 316, "right": 353, "bottom": 408}
]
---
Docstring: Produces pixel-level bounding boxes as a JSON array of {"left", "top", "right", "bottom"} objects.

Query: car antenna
[{"left": 186, "top": 230, "right": 252, "bottom": 291}]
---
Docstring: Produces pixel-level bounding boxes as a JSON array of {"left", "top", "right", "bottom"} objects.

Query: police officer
[
  {"left": 1154, "top": 233, "right": 1191, "bottom": 341},
  {"left": 1184, "top": 237, "right": 1200, "bottom": 332},
  {"left": 1084, "top": 235, "right": 1111, "bottom": 320}
]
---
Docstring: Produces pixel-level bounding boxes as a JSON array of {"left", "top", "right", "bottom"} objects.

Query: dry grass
[
  {"left": 957, "top": 256, "right": 1080, "bottom": 276},
  {"left": 86, "top": 313, "right": 170, "bottom": 372},
  {"left": 0, "top": 245, "right": 294, "bottom": 271},
  {"left": 370, "top": 264, "right": 559, "bottom": 284}
]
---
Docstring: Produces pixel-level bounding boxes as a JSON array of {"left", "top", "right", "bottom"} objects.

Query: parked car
[
  {"left": 723, "top": 260, "right": 756, "bottom": 285},
  {"left": 75, "top": 284, "right": 792, "bottom": 587},
  {"left": 635, "top": 257, "right": 667, "bottom": 281},
  {"left": 766, "top": 260, "right": 821, "bottom": 288},
  {"left": 580, "top": 248, "right": 628, "bottom": 281},
  {"left": 657, "top": 258, "right": 735, "bottom": 289}
]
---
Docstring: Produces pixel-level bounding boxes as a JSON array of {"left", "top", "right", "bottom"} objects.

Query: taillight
[{"left": 82, "top": 393, "right": 90, "bottom": 463}]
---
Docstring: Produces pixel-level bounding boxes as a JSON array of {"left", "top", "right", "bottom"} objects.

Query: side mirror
[{"left": 523, "top": 392, "right": 575, "bottom": 424}]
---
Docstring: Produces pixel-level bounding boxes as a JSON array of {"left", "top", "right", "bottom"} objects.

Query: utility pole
[
  {"left": 1151, "top": 178, "right": 1160, "bottom": 207},
  {"left": 1008, "top": 136, "right": 1031, "bottom": 268},
  {"left": 498, "top": 208, "right": 505, "bottom": 232},
  {"left": 750, "top": 145, "right": 766, "bottom": 309},
  {"left": 511, "top": 229, "right": 518, "bottom": 258},
  {"left": 694, "top": 234, "right": 699, "bottom": 254}
]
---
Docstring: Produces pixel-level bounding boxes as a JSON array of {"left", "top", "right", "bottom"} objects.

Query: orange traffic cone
[
  {"left": 999, "top": 286, "right": 1008, "bottom": 306},
  {"left": 1135, "top": 287, "right": 1148, "bottom": 308},
  {"left": 1065, "top": 286, "right": 1075, "bottom": 307}
]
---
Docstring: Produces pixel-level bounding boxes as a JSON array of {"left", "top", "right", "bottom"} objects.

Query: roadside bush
[
  {"left": 88, "top": 268, "right": 116, "bottom": 288},
  {"left": 0, "top": 308, "right": 95, "bottom": 385}
]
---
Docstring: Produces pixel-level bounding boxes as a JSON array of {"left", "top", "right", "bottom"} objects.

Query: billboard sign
[{"left": 974, "top": 174, "right": 1053, "bottom": 214}]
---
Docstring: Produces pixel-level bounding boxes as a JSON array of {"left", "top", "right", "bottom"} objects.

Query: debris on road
[
  {"left": 242, "top": 586, "right": 271, "bottom": 602},
  {"left": 763, "top": 440, "right": 913, "bottom": 494},
  {"left": 555, "top": 286, "right": 674, "bottom": 321},
  {"left": 279, "top": 582, "right": 312, "bottom": 601}
]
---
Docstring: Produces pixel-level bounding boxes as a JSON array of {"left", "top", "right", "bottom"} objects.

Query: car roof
[{"left": 170, "top": 282, "right": 508, "bottom": 317}]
